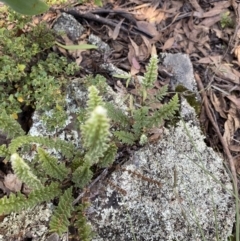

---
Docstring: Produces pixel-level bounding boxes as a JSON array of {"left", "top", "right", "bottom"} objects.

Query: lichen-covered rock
[
  {"left": 0, "top": 204, "right": 53, "bottom": 241},
  {"left": 88, "top": 119, "right": 235, "bottom": 241}
]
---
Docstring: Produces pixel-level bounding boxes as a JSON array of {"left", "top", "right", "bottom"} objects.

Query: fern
[
  {"left": 0, "top": 144, "right": 10, "bottom": 157},
  {"left": 156, "top": 84, "right": 168, "bottom": 101},
  {"left": 72, "top": 163, "right": 93, "bottom": 188},
  {"left": 142, "top": 55, "right": 158, "bottom": 89},
  {"left": 0, "top": 182, "right": 61, "bottom": 215},
  {"left": 81, "top": 106, "right": 110, "bottom": 162},
  {"left": 86, "top": 86, "right": 104, "bottom": 113},
  {"left": 75, "top": 203, "right": 94, "bottom": 241},
  {"left": 11, "top": 153, "right": 43, "bottom": 189},
  {"left": 98, "top": 143, "right": 117, "bottom": 167},
  {"left": 114, "top": 131, "right": 137, "bottom": 145},
  {"left": 9, "top": 136, "right": 75, "bottom": 158},
  {"left": 49, "top": 187, "right": 74, "bottom": 236},
  {"left": 0, "top": 110, "right": 25, "bottom": 138},
  {"left": 27, "top": 182, "right": 61, "bottom": 206},
  {"left": 0, "top": 192, "right": 28, "bottom": 215},
  {"left": 132, "top": 107, "right": 149, "bottom": 136},
  {"left": 104, "top": 102, "right": 130, "bottom": 127},
  {"left": 148, "top": 94, "right": 179, "bottom": 128},
  {"left": 37, "top": 147, "right": 69, "bottom": 181}
]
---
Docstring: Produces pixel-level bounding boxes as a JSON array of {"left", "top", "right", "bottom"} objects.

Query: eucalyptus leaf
[
  {"left": 55, "top": 41, "right": 98, "bottom": 50},
  {"left": 1, "top": 0, "right": 49, "bottom": 15}
]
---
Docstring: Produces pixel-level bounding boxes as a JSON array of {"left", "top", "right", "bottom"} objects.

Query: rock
[
  {"left": 88, "top": 109, "right": 235, "bottom": 240},
  {"left": 53, "top": 12, "right": 84, "bottom": 42},
  {"left": 161, "top": 53, "right": 197, "bottom": 92},
  {"left": 0, "top": 204, "right": 53, "bottom": 241}
]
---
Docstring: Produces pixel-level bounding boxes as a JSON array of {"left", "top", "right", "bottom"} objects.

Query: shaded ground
[{"left": 1, "top": 0, "right": 240, "bottom": 240}]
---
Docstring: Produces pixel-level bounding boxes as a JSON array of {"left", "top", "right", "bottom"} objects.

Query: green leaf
[
  {"left": 1, "top": 0, "right": 49, "bottom": 15},
  {"left": 55, "top": 41, "right": 98, "bottom": 50}
]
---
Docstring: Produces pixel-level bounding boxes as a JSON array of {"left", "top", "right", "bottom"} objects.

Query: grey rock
[
  {"left": 88, "top": 117, "right": 235, "bottom": 241},
  {"left": 162, "top": 53, "right": 197, "bottom": 92},
  {"left": 53, "top": 12, "right": 84, "bottom": 41}
]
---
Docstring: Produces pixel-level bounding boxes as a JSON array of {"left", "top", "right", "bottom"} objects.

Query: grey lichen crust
[
  {"left": 0, "top": 204, "right": 53, "bottom": 241},
  {"left": 89, "top": 120, "right": 235, "bottom": 241}
]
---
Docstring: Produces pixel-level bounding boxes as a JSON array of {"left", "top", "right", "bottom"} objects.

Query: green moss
[{"left": 175, "top": 85, "right": 201, "bottom": 116}]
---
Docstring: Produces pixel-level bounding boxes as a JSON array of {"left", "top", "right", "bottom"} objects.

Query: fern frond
[
  {"left": 27, "top": 182, "right": 61, "bottom": 206},
  {"left": 11, "top": 153, "right": 43, "bottom": 189},
  {"left": 9, "top": 136, "right": 75, "bottom": 158},
  {"left": 0, "top": 192, "right": 28, "bottom": 215},
  {"left": 81, "top": 106, "right": 110, "bottom": 162},
  {"left": 98, "top": 143, "right": 117, "bottom": 167},
  {"left": 75, "top": 203, "right": 94, "bottom": 241},
  {"left": 104, "top": 102, "right": 130, "bottom": 127},
  {"left": 0, "top": 183, "right": 61, "bottom": 215},
  {"left": 148, "top": 94, "right": 179, "bottom": 128},
  {"left": 37, "top": 148, "right": 69, "bottom": 181},
  {"left": 87, "top": 86, "right": 104, "bottom": 113},
  {"left": 156, "top": 84, "right": 168, "bottom": 101},
  {"left": 72, "top": 163, "right": 93, "bottom": 188},
  {"left": 49, "top": 187, "right": 74, "bottom": 236},
  {"left": 0, "top": 110, "right": 25, "bottom": 138},
  {"left": 132, "top": 107, "right": 149, "bottom": 136},
  {"left": 0, "top": 144, "right": 10, "bottom": 158},
  {"left": 142, "top": 55, "right": 158, "bottom": 89},
  {"left": 71, "top": 155, "right": 85, "bottom": 172},
  {"left": 114, "top": 131, "right": 137, "bottom": 145}
]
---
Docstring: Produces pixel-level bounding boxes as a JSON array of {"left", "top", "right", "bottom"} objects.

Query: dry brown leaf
[
  {"left": 129, "top": 37, "right": 140, "bottom": 57},
  {"left": 112, "top": 19, "right": 125, "bottom": 40},
  {"left": 127, "top": 45, "right": 136, "bottom": 65},
  {"left": 226, "top": 95, "right": 240, "bottom": 109},
  {"left": 201, "top": 15, "right": 222, "bottom": 27},
  {"left": 130, "top": 65, "right": 140, "bottom": 76},
  {"left": 234, "top": 45, "right": 240, "bottom": 64},
  {"left": 189, "top": 0, "right": 203, "bottom": 13},
  {"left": 141, "top": 35, "right": 151, "bottom": 59},
  {"left": 209, "top": 91, "right": 227, "bottom": 119},
  {"left": 136, "top": 21, "right": 159, "bottom": 36},
  {"left": 223, "top": 102, "right": 240, "bottom": 145},
  {"left": 212, "top": 63, "right": 240, "bottom": 84},
  {"left": 132, "top": 57, "right": 140, "bottom": 70},
  {"left": 4, "top": 174, "right": 22, "bottom": 192},
  {"left": 162, "top": 37, "right": 174, "bottom": 51}
]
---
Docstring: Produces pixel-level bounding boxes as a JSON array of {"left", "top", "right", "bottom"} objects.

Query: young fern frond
[
  {"left": 148, "top": 94, "right": 179, "bottom": 128},
  {"left": 27, "top": 182, "right": 61, "bottom": 207},
  {"left": 114, "top": 131, "right": 137, "bottom": 145},
  {"left": 0, "top": 192, "right": 28, "bottom": 215},
  {"left": 142, "top": 55, "right": 158, "bottom": 90},
  {"left": 0, "top": 144, "right": 10, "bottom": 158},
  {"left": 37, "top": 147, "right": 69, "bottom": 181},
  {"left": 9, "top": 136, "right": 75, "bottom": 158},
  {"left": 156, "top": 84, "right": 168, "bottom": 101},
  {"left": 132, "top": 107, "right": 149, "bottom": 136},
  {"left": 104, "top": 102, "right": 130, "bottom": 127},
  {"left": 75, "top": 203, "right": 94, "bottom": 241},
  {"left": 49, "top": 187, "right": 74, "bottom": 236},
  {"left": 71, "top": 156, "right": 85, "bottom": 172},
  {"left": 86, "top": 86, "right": 104, "bottom": 113},
  {"left": 0, "top": 110, "right": 25, "bottom": 138},
  {"left": 0, "top": 182, "right": 61, "bottom": 215},
  {"left": 11, "top": 153, "right": 43, "bottom": 190},
  {"left": 72, "top": 163, "right": 93, "bottom": 188},
  {"left": 81, "top": 106, "right": 110, "bottom": 163},
  {"left": 98, "top": 143, "right": 117, "bottom": 167}
]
